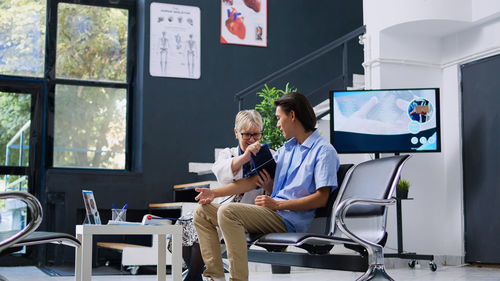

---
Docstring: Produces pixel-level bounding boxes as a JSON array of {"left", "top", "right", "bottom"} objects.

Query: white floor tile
[{"left": 0, "top": 264, "right": 499, "bottom": 281}]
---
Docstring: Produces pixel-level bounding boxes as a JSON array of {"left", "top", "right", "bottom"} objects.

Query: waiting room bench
[{"left": 244, "top": 156, "right": 410, "bottom": 281}]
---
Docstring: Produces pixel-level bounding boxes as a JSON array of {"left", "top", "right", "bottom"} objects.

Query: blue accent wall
[{"left": 43, "top": 0, "right": 363, "bottom": 262}]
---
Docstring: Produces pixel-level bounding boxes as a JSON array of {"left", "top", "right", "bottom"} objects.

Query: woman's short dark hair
[{"left": 274, "top": 92, "right": 316, "bottom": 132}]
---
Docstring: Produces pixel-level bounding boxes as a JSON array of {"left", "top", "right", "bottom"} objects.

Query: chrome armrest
[
  {"left": 335, "top": 197, "right": 395, "bottom": 265},
  {"left": 0, "top": 192, "right": 43, "bottom": 253}
]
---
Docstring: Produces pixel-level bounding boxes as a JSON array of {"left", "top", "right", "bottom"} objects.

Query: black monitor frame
[{"left": 329, "top": 88, "right": 441, "bottom": 154}]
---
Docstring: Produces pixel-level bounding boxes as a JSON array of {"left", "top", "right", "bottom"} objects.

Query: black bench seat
[{"left": 245, "top": 156, "right": 411, "bottom": 281}]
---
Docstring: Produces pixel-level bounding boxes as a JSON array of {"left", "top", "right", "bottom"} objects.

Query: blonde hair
[{"left": 235, "top": 110, "right": 263, "bottom": 132}]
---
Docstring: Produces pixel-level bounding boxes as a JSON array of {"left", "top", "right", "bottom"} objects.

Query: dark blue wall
[{"left": 43, "top": 0, "right": 363, "bottom": 261}]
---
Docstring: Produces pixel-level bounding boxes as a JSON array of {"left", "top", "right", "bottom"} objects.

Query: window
[
  {"left": 51, "top": 1, "right": 134, "bottom": 169},
  {"left": 0, "top": 86, "right": 38, "bottom": 251},
  {"left": 0, "top": 0, "right": 135, "bottom": 257},
  {"left": 0, "top": 0, "right": 46, "bottom": 77},
  {"left": 0, "top": 92, "right": 31, "bottom": 167},
  {"left": 0, "top": 0, "right": 135, "bottom": 174},
  {"left": 54, "top": 85, "right": 126, "bottom": 169},
  {"left": 56, "top": 3, "right": 128, "bottom": 82}
]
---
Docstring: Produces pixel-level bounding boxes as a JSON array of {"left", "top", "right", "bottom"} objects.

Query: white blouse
[{"left": 211, "top": 146, "right": 264, "bottom": 204}]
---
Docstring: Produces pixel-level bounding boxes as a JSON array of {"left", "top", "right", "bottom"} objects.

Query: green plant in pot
[
  {"left": 396, "top": 179, "right": 410, "bottom": 199},
  {"left": 255, "top": 83, "right": 297, "bottom": 150}
]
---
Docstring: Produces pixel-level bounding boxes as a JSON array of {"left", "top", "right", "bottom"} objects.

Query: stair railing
[{"left": 234, "top": 25, "right": 366, "bottom": 110}]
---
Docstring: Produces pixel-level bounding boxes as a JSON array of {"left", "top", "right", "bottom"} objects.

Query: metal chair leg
[{"left": 356, "top": 264, "right": 394, "bottom": 281}]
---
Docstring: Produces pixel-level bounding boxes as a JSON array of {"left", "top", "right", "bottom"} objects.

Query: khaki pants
[{"left": 193, "top": 203, "right": 287, "bottom": 281}]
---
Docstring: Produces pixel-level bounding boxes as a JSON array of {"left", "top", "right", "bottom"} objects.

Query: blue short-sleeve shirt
[{"left": 271, "top": 130, "right": 339, "bottom": 233}]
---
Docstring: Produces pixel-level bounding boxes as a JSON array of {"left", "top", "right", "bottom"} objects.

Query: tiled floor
[{"left": 1, "top": 264, "right": 500, "bottom": 281}]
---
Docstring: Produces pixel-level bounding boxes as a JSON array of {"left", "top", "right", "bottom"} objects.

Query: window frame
[
  {"left": 0, "top": 0, "right": 136, "bottom": 264},
  {"left": 0, "top": 78, "right": 44, "bottom": 261},
  {"left": 46, "top": 0, "right": 136, "bottom": 171},
  {"left": 0, "top": 78, "right": 44, "bottom": 196}
]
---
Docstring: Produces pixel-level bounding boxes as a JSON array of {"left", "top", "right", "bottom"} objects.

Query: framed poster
[
  {"left": 150, "top": 2, "right": 201, "bottom": 79},
  {"left": 220, "top": 0, "right": 267, "bottom": 47}
]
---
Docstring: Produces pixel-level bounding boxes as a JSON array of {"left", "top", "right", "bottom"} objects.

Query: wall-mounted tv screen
[{"left": 330, "top": 88, "right": 441, "bottom": 153}]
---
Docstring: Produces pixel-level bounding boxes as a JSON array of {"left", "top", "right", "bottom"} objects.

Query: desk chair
[
  {"left": 250, "top": 155, "right": 411, "bottom": 280},
  {"left": 0, "top": 192, "right": 80, "bottom": 280}
]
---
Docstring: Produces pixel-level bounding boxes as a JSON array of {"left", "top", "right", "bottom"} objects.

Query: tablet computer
[{"left": 245, "top": 144, "right": 276, "bottom": 179}]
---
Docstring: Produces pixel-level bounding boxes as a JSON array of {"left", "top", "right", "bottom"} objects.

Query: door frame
[
  {"left": 0, "top": 76, "right": 45, "bottom": 264},
  {"left": 461, "top": 53, "right": 500, "bottom": 263}
]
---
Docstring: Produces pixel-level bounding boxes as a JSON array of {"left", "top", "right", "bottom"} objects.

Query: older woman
[
  {"left": 212, "top": 109, "right": 272, "bottom": 202},
  {"left": 180, "top": 109, "right": 270, "bottom": 281}
]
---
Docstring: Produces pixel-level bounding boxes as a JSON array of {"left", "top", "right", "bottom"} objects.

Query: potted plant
[
  {"left": 396, "top": 179, "right": 410, "bottom": 199},
  {"left": 255, "top": 83, "right": 296, "bottom": 150}
]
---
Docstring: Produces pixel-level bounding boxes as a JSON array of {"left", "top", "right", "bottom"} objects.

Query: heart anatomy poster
[
  {"left": 150, "top": 3, "right": 201, "bottom": 79},
  {"left": 220, "top": 0, "right": 267, "bottom": 47}
]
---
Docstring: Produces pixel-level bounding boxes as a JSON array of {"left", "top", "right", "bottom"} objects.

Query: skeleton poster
[
  {"left": 220, "top": 0, "right": 267, "bottom": 47},
  {"left": 150, "top": 3, "right": 200, "bottom": 79}
]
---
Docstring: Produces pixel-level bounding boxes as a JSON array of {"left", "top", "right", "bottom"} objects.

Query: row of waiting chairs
[{"left": 0, "top": 155, "right": 409, "bottom": 281}]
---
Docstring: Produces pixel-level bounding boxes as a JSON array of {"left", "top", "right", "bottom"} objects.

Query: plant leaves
[{"left": 254, "top": 83, "right": 297, "bottom": 150}]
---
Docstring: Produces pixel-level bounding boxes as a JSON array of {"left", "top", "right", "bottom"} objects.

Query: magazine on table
[{"left": 82, "top": 190, "right": 101, "bottom": 225}]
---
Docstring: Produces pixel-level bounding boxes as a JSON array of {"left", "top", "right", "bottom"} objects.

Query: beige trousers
[{"left": 193, "top": 203, "right": 287, "bottom": 281}]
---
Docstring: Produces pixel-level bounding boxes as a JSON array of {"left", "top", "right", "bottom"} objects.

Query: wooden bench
[
  {"left": 172, "top": 181, "right": 212, "bottom": 202},
  {"left": 96, "top": 242, "right": 149, "bottom": 251}
]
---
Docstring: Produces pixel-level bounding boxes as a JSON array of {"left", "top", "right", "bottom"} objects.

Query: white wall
[
  {"left": 472, "top": 0, "right": 500, "bottom": 21},
  {"left": 362, "top": 0, "right": 500, "bottom": 262}
]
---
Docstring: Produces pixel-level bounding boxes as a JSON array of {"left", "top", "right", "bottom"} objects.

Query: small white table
[{"left": 75, "top": 224, "right": 182, "bottom": 281}]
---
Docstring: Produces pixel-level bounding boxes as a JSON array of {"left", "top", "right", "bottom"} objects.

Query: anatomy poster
[
  {"left": 150, "top": 3, "right": 200, "bottom": 79},
  {"left": 220, "top": 0, "right": 267, "bottom": 47}
]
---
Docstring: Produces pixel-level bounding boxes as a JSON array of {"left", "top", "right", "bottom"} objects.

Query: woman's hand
[
  {"left": 195, "top": 188, "right": 215, "bottom": 204},
  {"left": 232, "top": 141, "right": 261, "bottom": 174},
  {"left": 243, "top": 141, "right": 261, "bottom": 159},
  {"left": 255, "top": 195, "right": 281, "bottom": 210},
  {"left": 256, "top": 169, "right": 273, "bottom": 195}
]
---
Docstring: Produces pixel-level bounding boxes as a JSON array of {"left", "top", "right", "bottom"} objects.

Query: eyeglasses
[{"left": 240, "top": 132, "right": 262, "bottom": 140}]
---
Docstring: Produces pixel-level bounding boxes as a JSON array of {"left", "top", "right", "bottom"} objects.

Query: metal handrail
[
  {"left": 5, "top": 121, "right": 30, "bottom": 190},
  {"left": 5, "top": 120, "right": 30, "bottom": 167},
  {"left": 0, "top": 191, "right": 43, "bottom": 253},
  {"left": 234, "top": 25, "right": 366, "bottom": 108},
  {"left": 6, "top": 176, "right": 27, "bottom": 191}
]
